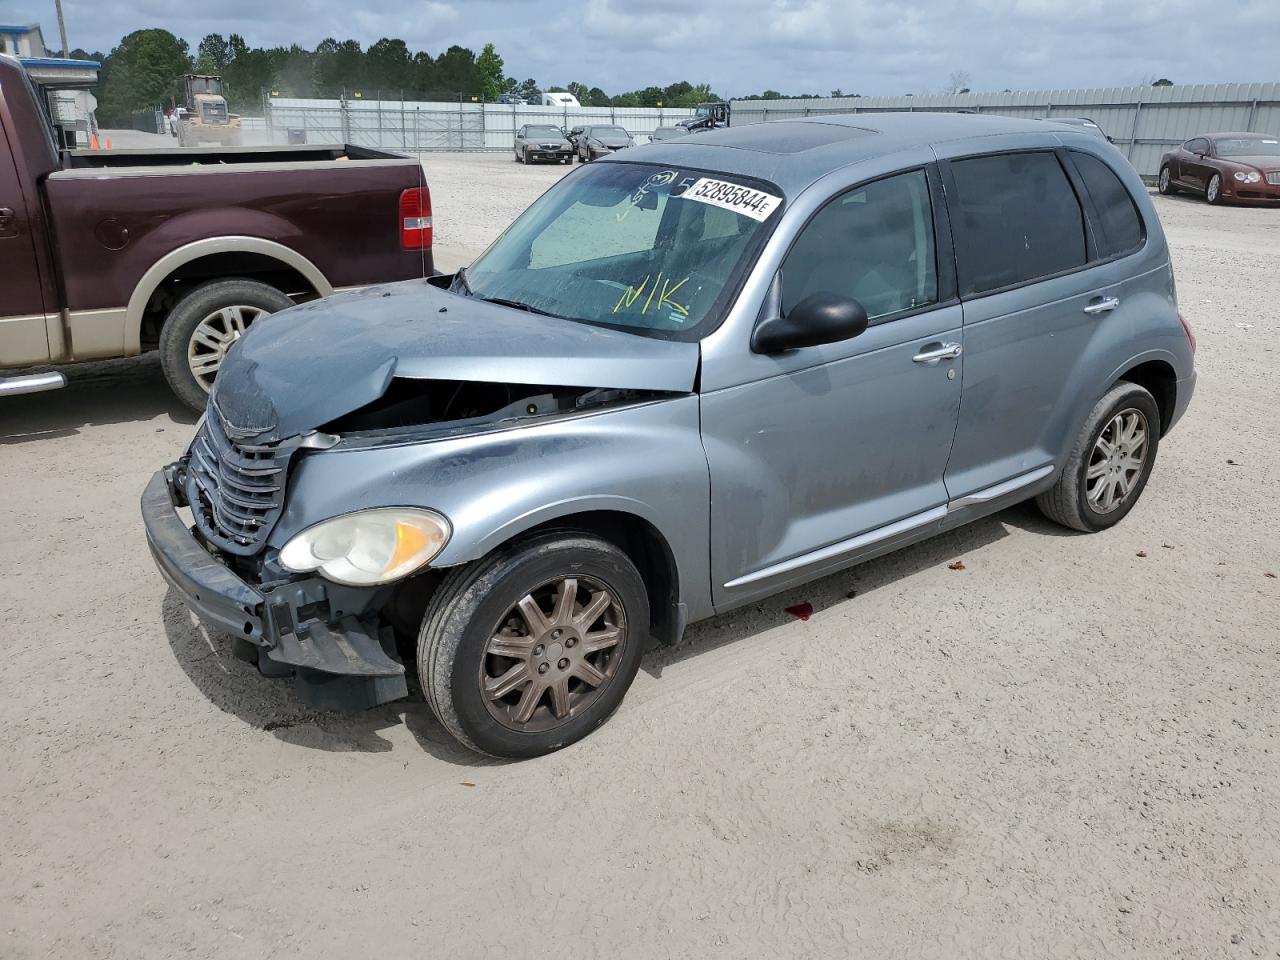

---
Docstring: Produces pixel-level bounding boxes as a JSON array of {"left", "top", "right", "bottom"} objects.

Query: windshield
[
  {"left": 465, "top": 162, "right": 784, "bottom": 340},
  {"left": 592, "top": 126, "right": 628, "bottom": 138},
  {"left": 1215, "top": 136, "right": 1280, "bottom": 157},
  {"left": 526, "top": 126, "right": 562, "bottom": 138}
]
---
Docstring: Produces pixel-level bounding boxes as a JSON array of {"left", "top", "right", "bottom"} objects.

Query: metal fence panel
[
  {"left": 729, "top": 82, "right": 1280, "bottom": 177},
  {"left": 258, "top": 98, "right": 696, "bottom": 151}
]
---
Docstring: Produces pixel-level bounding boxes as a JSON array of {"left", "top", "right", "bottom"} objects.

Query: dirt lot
[{"left": 2, "top": 154, "right": 1278, "bottom": 959}]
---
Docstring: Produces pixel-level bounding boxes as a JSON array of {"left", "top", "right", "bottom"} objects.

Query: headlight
[
  {"left": 1233, "top": 170, "right": 1261, "bottom": 183},
  {"left": 279, "top": 508, "right": 450, "bottom": 586}
]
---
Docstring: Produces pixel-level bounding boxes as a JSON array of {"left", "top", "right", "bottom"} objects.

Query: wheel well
[
  {"left": 1117, "top": 360, "right": 1177, "bottom": 435},
  {"left": 524, "top": 511, "right": 683, "bottom": 646},
  {"left": 138, "top": 252, "right": 321, "bottom": 350}
]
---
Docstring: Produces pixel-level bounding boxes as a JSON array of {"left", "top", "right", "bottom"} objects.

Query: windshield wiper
[
  {"left": 454, "top": 265, "right": 472, "bottom": 295},
  {"left": 478, "top": 296, "right": 564, "bottom": 319}
]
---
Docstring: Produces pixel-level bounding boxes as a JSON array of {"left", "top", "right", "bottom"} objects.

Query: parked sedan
[
  {"left": 144, "top": 115, "right": 1195, "bottom": 758},
  {"left": 514, "top": 124, "right": 573, "bottom": 164},
  {"left": 577, "top": 124, "right": 634, "bottom": 161},
  {"left": 1159, "top": 132, "right": 1280, "bottom": 205}
]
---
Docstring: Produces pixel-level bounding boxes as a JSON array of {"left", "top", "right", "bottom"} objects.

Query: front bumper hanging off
[{"left": 141, "top": 467, "right": 409, "bottom": 709}]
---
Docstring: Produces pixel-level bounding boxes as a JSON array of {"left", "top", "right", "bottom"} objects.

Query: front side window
[
  {"left": 466, "top": 162, "right": 782, "bottom": 339},
  {"left": 1070, "top": 151, "right": 1144, "bottom": 259},
  {"left": 780, "top": 169, "right": 938, "bottom": 320},
  {"left": 948, "top": 152, "right": 1087, "bottom": 295}
]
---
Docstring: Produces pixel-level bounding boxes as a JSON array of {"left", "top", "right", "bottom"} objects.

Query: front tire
[
  {"left": 1036, "top": 381, "right": 1161, "bottom": 533},
  {"left": 1206, "top": 173, "right": 1222, "bottom": 205},
  {"left": 158, "top": 278, "right": 294, "bottom": 412},
  {"left": 420, "top": 532, "right": 649, "bottom": 758}
]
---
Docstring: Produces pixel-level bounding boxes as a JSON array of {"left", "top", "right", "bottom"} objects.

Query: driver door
[{"left": 700, "top": 167, "right": 963, "bottom": 608}]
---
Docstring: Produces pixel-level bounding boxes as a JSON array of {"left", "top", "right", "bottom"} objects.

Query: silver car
[
  {"left": 143, "top": 114, "right": 1196, "bottom": 758},
  {"left": 513, "top": 123, "right": 572, "bottom": 164},
  {"left": 577, "top": 123, "right": 634, "bottom": 160}
]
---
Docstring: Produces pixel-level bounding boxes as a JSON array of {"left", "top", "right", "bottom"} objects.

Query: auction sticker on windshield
[{"left": 681, "top": 177, "right": 781, "bottom": 222}]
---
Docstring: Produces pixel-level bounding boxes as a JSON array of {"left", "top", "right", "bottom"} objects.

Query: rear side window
[
  {"left": 948, "top": 152, "right": 1087, "bottom": 295},
  {"left": 1070, "top": 151, "right": 1144, "bottom": 258}
]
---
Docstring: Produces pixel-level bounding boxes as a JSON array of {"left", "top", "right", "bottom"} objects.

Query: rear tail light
[
  {"left": 400, "top": 187, "right": 432, "bottom": 250},
  {"left": 1178, "top": 311, "right": 1196, "bottom": 353}
]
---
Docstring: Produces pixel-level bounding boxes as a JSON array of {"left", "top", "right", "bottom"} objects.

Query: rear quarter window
[
  {"left": 948, "top": 151, "right": 1087, "bottom": 296},
  {"left": 1070, "top": 151, "right": 1145, "bottom": 259}
]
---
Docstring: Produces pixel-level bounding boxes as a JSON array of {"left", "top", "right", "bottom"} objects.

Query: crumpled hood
[{"left": 211, "top": 280, "right": 699, "bottom": 442}]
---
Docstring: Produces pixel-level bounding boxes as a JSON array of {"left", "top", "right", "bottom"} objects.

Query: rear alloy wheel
[
  {"left": 1158, "top": 166, "right": 1178, "bottom": 195},
  {"left": 1036, "top": 381, "right": 1161, "bottom": 533},
  {"left": 420, "top": 531, "right": 648, "bottom": 758},
  {"left": 1206, "top": 173, "right": 1222, "bottom": 204},
  {"left": 158, "top": 278, "right": 294, "bottom": 412}
]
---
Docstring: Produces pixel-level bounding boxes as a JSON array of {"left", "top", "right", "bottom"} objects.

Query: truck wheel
[
  {"left": 158, "top": 279, "right": 294, "bottom": 412},
  {"left": 420, "top": 531, "right": 649, "bottom": 758},
  {"left": 1036, "top": 381, "right": 1161, "bottom": 533}
]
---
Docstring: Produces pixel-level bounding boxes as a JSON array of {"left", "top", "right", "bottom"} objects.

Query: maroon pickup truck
[{"left": 0, "top": 54, "right": 432, "bottom": 409}]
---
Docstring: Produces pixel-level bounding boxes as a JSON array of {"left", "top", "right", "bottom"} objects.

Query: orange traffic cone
[
  {"left": 106, "top": 138, "right": 113, "bottom": 149},
  {"left": 90, "top": 133, "right": 100, "bottom": 150}
]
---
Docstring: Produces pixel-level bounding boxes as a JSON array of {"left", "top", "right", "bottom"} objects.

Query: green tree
[
  {"left": 98, "top": 28, "right": 191, "bottom": 124},
  {"left": 475, "top": 42, "right": 505, "bottom": 101},
  {"left": 586, "top": 86, "right": 610, "bottom": 107},
  {"left": 565, "top": 81, "right": 590, "bottom": 104},
  {"left": 366, "top": 37, "right": 413, "bottom": 92},
  {"left": 194, "top": 34, "right": 230, "bottom": 74},
  {"left": 434, "top": 45, "right": 478, "bottom": 95},
  {"left": 314, "top": 38, "right": 365, "bottom": 96}
]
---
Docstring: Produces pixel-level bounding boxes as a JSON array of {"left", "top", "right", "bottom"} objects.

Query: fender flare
[{"left": 125, "top": 236, "right": 333, "bottom": 355}]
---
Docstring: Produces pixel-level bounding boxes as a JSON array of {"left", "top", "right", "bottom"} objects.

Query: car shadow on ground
[
  {"left": 641, "top": 503, "right": 1050, "bottom": 677},
  {"left": 162, "top": 500, "right": 1065, "bottom": 763},
  {"left": 0, "top": 354, "right": 197, "bottom": 444},
  {"left": 161, "top": 592, "right": 497, "bottom": 766}
]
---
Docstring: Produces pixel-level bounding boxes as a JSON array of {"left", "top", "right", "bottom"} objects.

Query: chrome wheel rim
[
  {"left": 1158, "top": 167, "right": 1170, "bottom": 192},
  {"left": 1086, "top": 408, "right": 1149, "bottom": 515},
  {"left": 480, "top": 575, "right": 627, "bottom": 733},
  {"left": 187, "top": 305, "right": 268, "bottom": 392},
  {"left": 1207, "top": 175, "right": 1220, "bottom": 203}
]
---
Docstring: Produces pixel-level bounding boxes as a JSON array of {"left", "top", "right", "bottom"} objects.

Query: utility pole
[{"left": 52, "top": 0, "right": 69, "bottom": 56}]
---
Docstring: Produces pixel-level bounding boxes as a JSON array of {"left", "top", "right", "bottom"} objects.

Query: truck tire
[
  {"left": 158, "top": 279, "right": 294, "bottom": 412},
  {"left": 419, "top": 531, "right": 649, "bottom": 758}
]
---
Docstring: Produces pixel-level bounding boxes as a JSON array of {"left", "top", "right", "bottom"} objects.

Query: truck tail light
[
  {"left": 1178, "top": 311, "right": 1196, "bottom": 354},
  {"left": 400, "top": 187, "right": 432, "bottom": 250}
]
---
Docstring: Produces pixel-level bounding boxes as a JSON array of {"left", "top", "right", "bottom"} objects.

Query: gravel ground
[{"left": 1, "top": 157, "right": 1278, "bottom": 959}]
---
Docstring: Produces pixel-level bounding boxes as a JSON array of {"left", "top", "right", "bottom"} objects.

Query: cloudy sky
[{"left": 9, "top": 0, "right": 1278, "bottom": 96}]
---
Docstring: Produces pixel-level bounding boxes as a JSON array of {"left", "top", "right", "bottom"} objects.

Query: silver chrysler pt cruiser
[{"left": 144, "top": 113, "right": 1196, "bottom": 757}]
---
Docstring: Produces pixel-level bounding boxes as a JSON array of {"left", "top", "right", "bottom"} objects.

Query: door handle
[
  {"left": 0, "top": 206, "right": 16, "bottom": 238},
  {"left": 912, "top": 342, "right": 962, "bottom": 364},
  {"left": 1083, "top": 296, "right": 1120, "bottom": 316}
]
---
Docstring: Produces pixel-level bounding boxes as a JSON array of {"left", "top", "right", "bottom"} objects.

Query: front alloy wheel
[
  {"left": 420, "top": 531, "right": 649, "bottom": 758},
  {"left": 481, "top": 576, "right": 627, "bottom": 731}
]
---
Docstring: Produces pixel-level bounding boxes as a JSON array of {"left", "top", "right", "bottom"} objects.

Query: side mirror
[{"left": 751, "top": 291, "right": 869, "bottom": 354}]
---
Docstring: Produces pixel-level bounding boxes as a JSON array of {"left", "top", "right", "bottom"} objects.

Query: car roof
[
  {"left": 609, "top": 112, "right": 1089, "bottom": 197},
  {"left": 1200, "top": 131, "right": 1270, "bottom": 139}
]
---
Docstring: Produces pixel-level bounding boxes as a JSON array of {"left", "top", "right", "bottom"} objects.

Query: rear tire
[
  {"left": 419, "top": 531, "right": 649, "bottom": 758},
  {"left": 158, "top": 278, "right": 294, "bottom": 412},
  {"left": 1036, "top": 381, "right": 1161, "bottom": 533},
  {"left": 1158, "top": 165, "right": 1178, "bottom": 195}
]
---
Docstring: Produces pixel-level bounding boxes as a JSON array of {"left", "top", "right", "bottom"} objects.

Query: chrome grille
[
  {"left": 1266, "top": 172, "right": 1280, "bottom": 185},
  {"left": 184, "top": 412, "right": 295, "bottom": 556}
]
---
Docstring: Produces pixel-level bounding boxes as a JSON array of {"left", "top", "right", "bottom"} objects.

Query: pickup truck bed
[{"left": 0, "top": 54, "right": 432, "bottom": 408}]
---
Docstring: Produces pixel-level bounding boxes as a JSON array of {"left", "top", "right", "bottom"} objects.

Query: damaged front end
[{"left": 144, "top": 279, "right": 699, "bottom": 710}]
